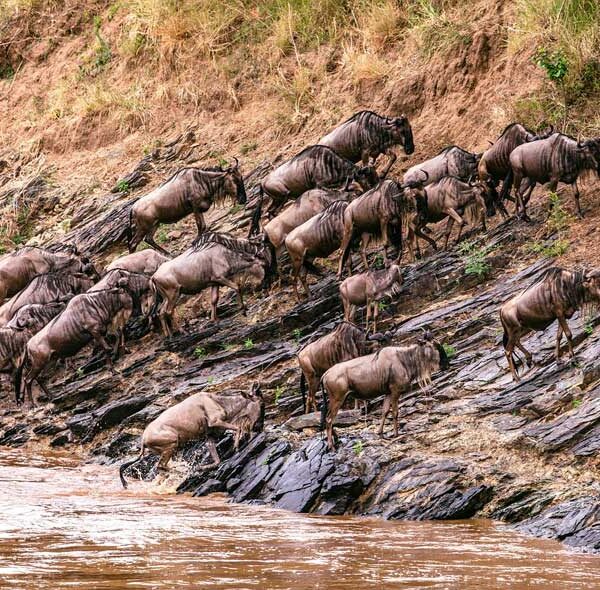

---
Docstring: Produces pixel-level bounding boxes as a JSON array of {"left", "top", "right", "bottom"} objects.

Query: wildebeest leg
[
  {"left": 326, "top": 392, "right": 346, "bottom": 451},
  {"left": 307, "top": 373, "right": 319, "bottom": 414},
  {"left": 572, "top": 181, "right": 584, "bottom": 218},
  {"left": 414, "top": 226, "right": 437, "bottom": 252},
  {"left": 210, "top": 286, "right": 220, "bottom": 321},
  {"left": 145, "top": 235, "right": 172, "bottom": 257},
  {"left": 557, "top": 316, "right": 575, "bottom": 358},
  {"left": 219, "top": 278, "right": 246, "bottom": 317},
  {"left": 513, "top": 172, "right": 531, "bottom": 221},
  {"left": 372, "top": 300, "right": 379, "bottom": 334},
  {"left": 360, "top": 234, "right": 370, "bottom": 270},
  {"left": 379, "top": 396, "right": 391, "bottom": 436},
  {"left": 299, "top": 264, "right": 310, "bottom": 299},
  {"left": 365, "top": 300, "right": 371, "bottom": 333},
  {"left": 193, "top": 209, "right": 206, "bottom": 236},
  {"left": 555, "top": 323, "right": 564, "bottom": 360},
  {"left": 198, "top": 438, "right": 221, "bottom": 470},
  {"left": 443, "top": 218, "right": 454, "bottom": 249},
  {"left": 504, "top": 333, "right": 521, "bottom": 382},
  {"left": 380, "top": 150, "right": 397, "bottom": 179},
  {"left": 389, "top": 386, "right": 402, "bottom": 437},
  {"left": 515, "top": 342, "right": 533, "bottom": 368}
]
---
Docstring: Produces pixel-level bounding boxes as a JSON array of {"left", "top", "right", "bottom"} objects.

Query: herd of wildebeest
[{"left": 0, "top": 110, "right": 599, "bottom": 487}]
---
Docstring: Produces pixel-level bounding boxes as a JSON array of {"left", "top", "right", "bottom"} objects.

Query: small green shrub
[
  {"left": 194, "top": 346, "right": 206, "bottom": 359},
  {"left": 116, "top": 179, "right": 130, "bottom": 193},
  {"left": 244, "top": 338, "right": 254, "bottom": 350},
  {"left": 584, "top": 320, "right": 594, "bottom": 336},
  {"left": 274, "top": 386, "right": 284, "bottom": 404},
  {"left": 207, "top": 376, "right": 215, "bottom": 384},
  {"left": 221, "top": 343, "right": 235, "bottom": 352},
  {"left": 229, "top": 203, "right": 243, "bottom": 214},
  {"left": 534, "top": 47, "right": 569, "bottom": 83},
  {"left": 240, "top": 142, "right": 257, "bottom": 155},
  {"left": 572, "top": 398, "right": 582, "bottom": 408},
  {"left": 378, "top": 301, "right": 388, "bottom": 312},
  {"left": 464, "top": 246, "right": 493, "bottom": 278},
  {"left": 442, "top": 343, "right": 456, "bottom": 358},
  {"left": 293, "top": 328, "right": 302, "bottom": 345},
  {"left": 156, "top": 228, "right": 169, "bottom": 243},
  {"left": 352, "top": 440, "right": 364, "bottom": 456}
]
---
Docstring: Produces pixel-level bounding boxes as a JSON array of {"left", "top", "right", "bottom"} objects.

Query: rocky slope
[{"left": 0, "top": 130, "right": 599, "bottom": 552}]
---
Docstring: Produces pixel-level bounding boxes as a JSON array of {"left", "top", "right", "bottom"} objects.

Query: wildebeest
[
  {"left": 337, "top": 177, "right": 426, "bottom": 277},
  {"left": 319, "top": 110, "right": 415, "bottom": 177},
  {"left": 262, "top": 185, "right": 354, "bottom": 250},
  {"left": 285, "top": 200, "right": 349, "bottom": 300},
  {"left": 339, "top": 264, "right": 402, "bottom": 333},
  {"left": 106, "top": 249, "right": 170, "bottom": 275},
  {"left": 320, "top": 334, "right": 450, "bottom": 450},
  {"left": 406, "top": 176, "right": 491, "bottom": 259},
  {"left": 151, "top": 232, "right": 276, "bottom": 336},
  {"left": 478, "top": 122, "right": 553, "bottom": 210},
  {"left": 502, "top": 133, "right": 600, "bottom": 219},
  {"left": 128, "top": 160, "right": 247, "bottom": 255},
  {"left": 90, "top": 268, "right": 153, "bottom": 316},
  {"left": 15, "top": 284, "right": 134, "bottom": 405},
  {"left": 0, "top": 246, "right": 97, "bottom": 302},
  {"left": 0, "top": 302, "right": 66, "bottom": 388},
  {"left": 119, "top": 384, "right": 264, "bottom": 488},
  {"left": 298, "top": 322, "right": 388, "bottom": 413},
  {"left": 257, "top": 145, "right": 378, "bottom": 222},
  {"left": 0, "top": 272, "right": 94, "bottom": 327},
  {"left": 500, "top": 267, "right": 600, "bottom": 381},
  {"left": 404, "top": 145, "right": 480, "bottom": 186}
]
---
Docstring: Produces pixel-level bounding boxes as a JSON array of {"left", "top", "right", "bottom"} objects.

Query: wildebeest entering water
[
  {"left": 320, "top": 333, "right": 449, "bottom": 451},
  {"left": 500, "top": 267, "right": 600, "bottom": 381},
  {"left": 319, "top": 110, "right": 415, "bottom": 177},
  {"left": 150, "top": 231, "right": 276, "bottom": 336},
  {"left": 128, "top": 160, "right": 247, "bottom": 255},
  {"left": 119, "top": 384, "right": 264, "bottom": 488}
]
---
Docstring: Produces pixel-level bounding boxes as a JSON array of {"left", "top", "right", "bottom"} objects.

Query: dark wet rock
[
  {"left": 517, "top": 497, "right": 600, "bottom": 545},
  {"left": 0, "top": 422, "right": 29, "bottom": 447},
  {"left": 194, "top": 479, "right": 225, "bottom": 496},
  {"left": 50, "top": 432, "right": 70, "bottom": 447},
  {"left": 284, "top": 409, "right": 361, "bottom": 431},
  {"left": 120, "top": 404, "right": 164, "bottom": 428},
  {"left": 270, "top": 439, "right": 335, "bottom": 513},
  {"left": 68, "top": 395, "right": 154, "bottom": 442},
  {"left": 491, "top": 488, "right": 557, "bottom": 522},
  {"left": 364, "top": 457, "right": 494, "bottom": 521},
  {"left": 523, "top": 391, "right": 600, "bottom": 451},
  {"left": 33, "top": 422, "right": 66, "bottom": 436}
]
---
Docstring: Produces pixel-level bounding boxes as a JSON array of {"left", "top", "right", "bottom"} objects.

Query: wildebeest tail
[
  {"left": 499, "top": 169, "right": 513, "bottom": 203},
  {"left": 119, "top": 443, "right": 145, "bottom": 489},
  {"left": 300, "top": 372, "right": 307, "bottom": 410},
  {"left": 339, "top": 232, "right": 354, "bottom": 272},
  {"left": 319, "top": 378, "right": 328, "bottom": 431},
  {"left": 248, "top": 186, "right": 264, "bottom": 237}
]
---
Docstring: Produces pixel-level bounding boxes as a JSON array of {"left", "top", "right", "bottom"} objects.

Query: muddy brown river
[{"left": 1, "top": 449, "right": 599, "bottom": 589}]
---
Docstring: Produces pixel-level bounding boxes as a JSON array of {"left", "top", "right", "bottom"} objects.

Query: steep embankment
[{"left": 0, "top": 0, "right": 599, "bottom": 552}]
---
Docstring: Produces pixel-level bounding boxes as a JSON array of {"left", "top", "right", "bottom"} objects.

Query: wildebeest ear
[{"left": 116, "top": 277, "right": 129, "bottom": 288}]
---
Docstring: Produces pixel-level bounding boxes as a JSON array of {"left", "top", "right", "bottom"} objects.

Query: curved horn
[
  {"left": 344, "top": 175, "right": 352, "bottom": 190},
  {"left": 230, "top": 156, "right": 239, "bottom": 170},
  {"left": 547, "top": 124, "right": 554, "bottom": 135},
  {"left": 420, "top": 170, "right": 429, "bottom": 182}
]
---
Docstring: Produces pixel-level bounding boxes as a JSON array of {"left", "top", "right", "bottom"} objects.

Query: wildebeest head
[
  {"left": 417, "top": 330, "right": 451, "bottom": 371},
  {"left": 469, "top": 177, "right": 497, "bottom": 217},
  {"left": 353, "top": 165, "right": 379, "bottom": 191},
  {"left": 387, "top": 115, "right": 414, "bottom": 155},
  {"left": 580, "top": 138, "right": 600, "bottom": 174},
  {"left": 583, "top": 269, "right": 600, "bottom": 301},
  {"left": 222, "top": 157, "right": 247, "bottom": 205}
]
